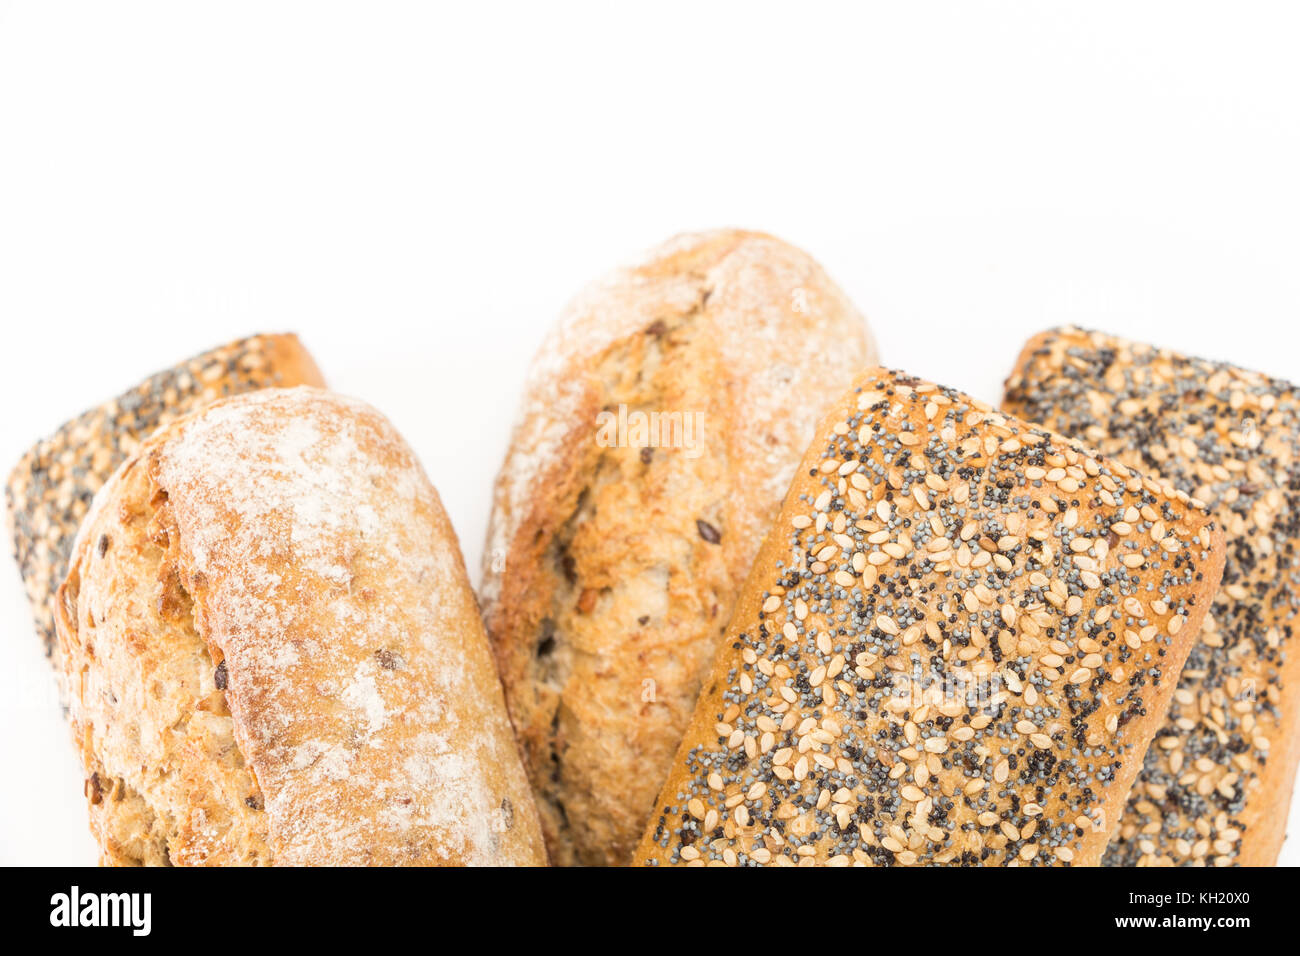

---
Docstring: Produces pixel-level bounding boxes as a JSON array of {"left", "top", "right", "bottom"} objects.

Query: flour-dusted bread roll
[
  {"left": 482, "top": 230, "right": 879, "bottom": 865},
  {"left": 636, "top": 369, "right": 1225, "bottom": 866},
  {"left": 7, "top": 332, "right": 324, "bottom": 662},
  {"left": 56, "top": 387, "right": 545, "bottom": 866},
  {"left": 1005, "top": 327, "right": 1300, "bottom": 866}
]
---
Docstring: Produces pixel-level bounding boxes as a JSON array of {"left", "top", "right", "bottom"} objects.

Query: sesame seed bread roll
[
  {"left": 636, "top": 369, "right": 1224, "bottom": 867},
  {"left": 6, "top": 332, "right": 325, "bottom": 663},
  {"left": 482, "top": 230, "right": 879, "bottom": 866},
  {"left": 55, "top": 387, "right": 545, "bottom": 866},
  {"left": 1004, "top": 327, "right": 1300, "bottom": 867}
]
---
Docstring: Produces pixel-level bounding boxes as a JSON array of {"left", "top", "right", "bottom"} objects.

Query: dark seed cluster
[
  {"left": 640, "top": 370, "right": 1220, "bottom": 866},
  {"left": 1005, "top": 326, "right": 1300, "bottom": 866},
  {"left": 6, "top": 335, "right": 312, "bottom": 659}
]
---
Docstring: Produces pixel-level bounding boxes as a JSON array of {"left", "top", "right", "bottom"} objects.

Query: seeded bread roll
[
  {"left": 7, "top": 332, "right": 324, "bottom": 662},
  {"left": 482, "top": 230, "right": 879, "bottom": 865},
  {"left": 636, "top": 369, "right": 1224, "bottom": 866},
  {"left": 1004, "top": 327, "right": 1300, "bottom": 866},
  {"left": 56, "top": 387, "right": 545, "bottom": 866}
]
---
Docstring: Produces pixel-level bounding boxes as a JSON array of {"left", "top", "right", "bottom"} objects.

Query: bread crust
[
  {"left": 482, "top": 230, "right": 878, "bottom": 865},
  {"left": 7, "top": 332, "right": 324, "bottom": 661},
  {"left": 57, "top": 387, "right": 545, "bottom": 866},
  {"left": 1004, "top": 327, "right": 1300, "bottom": 866},
  {"left": 636, "top": 368, "right": 1224, "bottom": 866}
]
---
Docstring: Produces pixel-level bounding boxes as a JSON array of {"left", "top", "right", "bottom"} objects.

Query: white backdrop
[{"left": 2, "top": 1, "right": 1297, "bottom": 866}]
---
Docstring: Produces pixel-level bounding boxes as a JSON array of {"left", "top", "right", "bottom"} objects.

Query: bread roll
[
  {"left": 7, "top": 332, "right": 324, "bottom": 661},
  {"left": 482, "top": 230, "right": 879, "bottom": 865},
  {"left": 1004, "top": 327, "right": 1300, "bottom": 866},
  {"left": 636, "top": 368, "right": 1224, "bottom": 866},
  {"left": 56, "top": 387, "right": 545, "bottom": 866}
]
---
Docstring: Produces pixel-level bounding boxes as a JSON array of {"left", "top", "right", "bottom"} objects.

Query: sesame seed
[
  {"left": 639, "top": 367, "right": 1222, "bottom": 867},
  {"left": 1005, "top": 326, "right": 1295, "bottom": 867}
]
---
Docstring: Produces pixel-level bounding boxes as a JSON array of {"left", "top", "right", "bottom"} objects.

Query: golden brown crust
[
  {"left": 636, "top": 368, "right": 1224, "bottom": 866},
  {"left": 7, "top": 332, "right": 325, "bottom": 662},
  {"left": 1004, "top": 327, "right": 1300, "bottom": 866},
  {"left": 56, "top": 450, "right": 273, "bottom": 865},
  {"left": 57, "top": 387, "right": 545, "bottom": 866},
  {"left": 482, "top": 230, "right": 878, "bottom": 865}
]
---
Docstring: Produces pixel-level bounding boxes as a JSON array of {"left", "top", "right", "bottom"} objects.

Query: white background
[{"left": 1, "top": 1, "right": 1297, "bottom": 866}]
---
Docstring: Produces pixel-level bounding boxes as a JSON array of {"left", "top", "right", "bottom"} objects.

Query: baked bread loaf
[
  {"left": 56, "top": 387, "right": 545, "bottom": 866},
  {"left": 7, "top": 332, "right": 324, "bottom": 662},
  {"left": 482, "top": 230, "right": 879, "bottom": 865},
  {"left": 1004, "top": 327, "right": 1300, "bottom": 866},
  {"left": 636, "top": 368, "right": 1225, "bottom": 866}
]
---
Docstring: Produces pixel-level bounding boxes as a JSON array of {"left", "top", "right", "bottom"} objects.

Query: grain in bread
[
  {"left": 56, "top": 387, "right": 545, "bottom": 865},
  {"left": 7, "top": 332, "right": 324, "bottom": 661},
  {"left": 636, "top": 368, "right": 1224, "bottom": 866},
  {"left": 482, "top": 230, "right": 878, "bottom": 865},
  {"left": 1004, "top": 327, "right": 1300, "bottom": 866}
]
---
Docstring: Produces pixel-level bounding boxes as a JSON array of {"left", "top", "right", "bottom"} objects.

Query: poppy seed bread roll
[
  {"left": 56, "top": 387, "right": 545, "bottom": 866},
  {"left": 1004, "top": 327, "right": 1300, "bottom": 866},
  {"left": 636, "top": 369, "right": 1224, "bottom": 866},
  {"left": 482, "top": 230, "right": 878, "bottom": 865}
]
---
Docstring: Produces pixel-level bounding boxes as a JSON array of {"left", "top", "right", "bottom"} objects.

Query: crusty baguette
[
  {"left": 482, "top": 230, "right": 879, "bottom": 865},
  {"left": 635, "top": 368, "right": 1224, "bottom": 866},
  {"left": 7, "top": 332, "right": 324, "bottom": 662},
  {"left": 56, "top": 387, "right": 545, "bottom": 866},
  {"left": 1004, "top": 327, "right": 1300, "bottom": 866}
]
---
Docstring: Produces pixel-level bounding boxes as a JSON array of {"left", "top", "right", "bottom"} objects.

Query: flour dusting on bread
[
  {"left": 482, "top": 232, "right": 875, "bottom": 611},
  {"left": 60, "top": 386, "right": 545, "bottom": 866}
]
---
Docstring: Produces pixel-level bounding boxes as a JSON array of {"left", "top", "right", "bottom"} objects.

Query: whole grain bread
[
  {"left": 56, "top": 387, "right": 545, "bottom": 866},
  {"left": 1004, "top": 327, "right": 1300, "bottom": 866},
  {"left": 636, "top": 368, "right": 1224, "bottom": 866},
  {"left": 7, "top": 332, "right": 324, "bottom": 662},
  {"left": 481, "top": 230, "right": 878, "bottom": 865}
]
